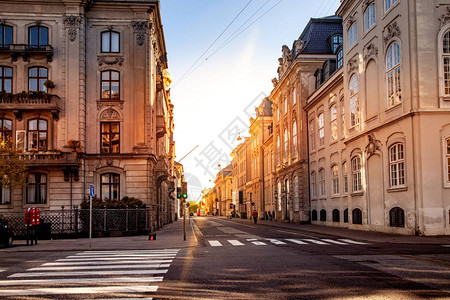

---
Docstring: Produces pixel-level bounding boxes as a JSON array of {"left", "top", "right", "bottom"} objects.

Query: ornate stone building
[
  {"left": 214, "top": 163, "right": 232, "bottom": 216},
  {"left": 0, "top": 0, "right": 176, "bottom": 231}
]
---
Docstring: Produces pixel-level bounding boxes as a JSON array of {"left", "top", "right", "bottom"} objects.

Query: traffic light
[{"left": 182, "top": 182, "right": 188, "bottom": 199}]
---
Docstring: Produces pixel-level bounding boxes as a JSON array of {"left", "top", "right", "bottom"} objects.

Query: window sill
[
  {"left": 387, "top": 186, "right": 407, "bottom": 193},
  {"left": 319, "top": 196, "right": 327, "bottom": 200},
  {"left": 363, "top": 24, "right": 376, "bottom": 39},
  {"left": 329, "top": 139, "right": 338, "bottom": 146},
  {"left": 347, "top": 43, "right": 358, "bottom": 55},
  {"left": 385, "top": 102, "right": 402, "bottom": 113},
  {"left": 311, "top": 198, "right": 318, "bottom": 201},
  {"left": 440, "top": 96, "right": 450, "bottom": 102},
  {"left": 383, "top": 2, "right": 400, "bottom": 19},
  {"left": 350, "top": 191, "right": 364, "bottom": 196},
  {"left": 331, "top": 195, "right": 340, "bottom": 199}
]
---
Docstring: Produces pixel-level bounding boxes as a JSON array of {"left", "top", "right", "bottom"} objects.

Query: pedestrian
[{"left": 252, "top": 210, "right": 258, "bottom": 224}]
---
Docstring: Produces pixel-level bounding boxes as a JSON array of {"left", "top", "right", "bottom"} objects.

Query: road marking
[
  {"left": 228, "top": 240, "right": 244, "bottom": 246},
  {"left": 28, "top": 263, "right": 170, "bottom": 271},
  {"left": 339, "top": 239, "right": 369, "bottom": 245},
  {"left": 266, "top": 238, "right": 286, "bottom": 245},
  {"left": 0, "top": 285, "right": 158, "bottom": 297},
  {"left": 102, "top": 298, "right": 153, "bottom": 300},
  {"left": 79, "top": 250, "right": 179, "bottom": 254},
  {"left": 208, "top": 240, "right": 222, "bottom": 247},
  {"left": 44, "top": 259, "right": 173, "bottom": 266},
  {"left": 285, "top": 239, "right": 308, "bottom": 245},
  {"left": 442, "top": 245, "right": 450, "bottom": 247},
  {"left": 9, "top": 269, "right": 168, "bottom": 278},
  {"left": 251, "top": 241, "right": 267, "bottom": 246},
  {"left": 246, "top": 238, "right": 257, "bottom": 241},
  {"left": 57, "top": 256, "right": 175, "bottom": 261},
  {"left": 303, "top": 239, "right": 329, "bottom": 245},
  {"left": 321, "top": 239, "right": 349, "bottom": 245},
  {"left": 0, "top": 277, "right": 163, "bottom": 286},
  {"left": 68, "top": 254, "right": 177, "bottom": 258},
  {"left": 0, "top": 270, "right": 5, "bottom": 273}
]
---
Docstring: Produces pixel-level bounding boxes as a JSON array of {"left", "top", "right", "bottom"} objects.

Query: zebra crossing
[
  {"left": 0, "top": 249, "right": 179, "bottom": 298},
  {"left": 207, "top": 238, "right": 368, "bottom": 247}
]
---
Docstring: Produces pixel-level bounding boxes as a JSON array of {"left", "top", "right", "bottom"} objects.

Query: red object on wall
[{"left": 25, "top": 208, "right": 41, "bottom": 225}]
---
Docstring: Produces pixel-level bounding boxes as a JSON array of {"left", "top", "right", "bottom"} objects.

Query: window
[
  {"left": 337, "top": 48, "right": 343, "bottom": 69},
  {"left": 446, "top": 138, "right": 450, "bottom": 183},
  {"left": 277, "top": 106, "right": 280, "bottom": 120},
  {"left": 311, "top": 209, "right": 317, "bottom": 221},
  {"left": 101, "top": 70, "right": 120, "bottom": 99},
  {"left": 330, "top": 104, "right": 337, "bottom": 141},
  {"left": 0, "top": 118, "right": 12, "bottom": 140},
  {"left": 292, "top": 88, "right": 296, "bottom": 105},
  {"left": 0, "top": 183, "right": 10, "bottom": 204},
  {"left": 101, "top": 122, "right": 120, "bottom": 153},
  {"left": 0, "top": 25, "right": 13, "bottom": 47},
  {"left": 349, "top": 74, "right": 360, "bottom": 127},
  {"left": 318, "top": 113, "right": 324, "bottom": 146},
  {"left": 331, "top": 34, "right": 343, "bottom": 53},
  {"left": 442, "top": 31, "right": 450, "bottom": 95},
  {"left": 320, "top": 209, "right": 326, "bottom": 222},
  {"left": 0, "top": 66, "right": 12, "bottom": 93},
  {"left": 292, "top": 121, "right": 297, "bottom": 157},
  {"left": 101, "top": 173, "right": 120, "bottom": 201},
  {"left": 29, "top": 26, "right": 48, "bottom": 47},
  {"left": 351, "top": 156, "right": 362, "bottom": 192},
  {"left": 309, "top": 119, "right": 315, "bottom": 151},
  {"left": 389, "top": 143, "right": 405, "bottom": 187},
  {"left": 386, "top": 42, "right": 401, "bottom": 107},
  {"left": 277, "top": 181, "right": 282, "bottom": 211},
  {"left": 390, "top": 207, "right": 405, "bottom": 227},
  {"left": 28, "top": 119, "right": 48, "bottom": 151},
  {"left": 343, "top": 161, "right": 348, "bottom": 194},
  {"left": 332, "top": 165, "right": 339, "bottom": 195},
  {"left": 344, "top": 208, "right": 349, "bottom": 223},
  {"left": 27, "top": 173, "right": 47, "bottom": 204},
  {"left": 293, "top": 176, "right": 299, "bottom": 211},
  {"left": 284, "top": 129, "right": 288, "bottom": 162},
  {"left": 385, "top": 0, "right": 398, "bottom": 12},
  {"left": 319, "top": 169, "right": 325, "bottom": 196},
  {"left": 28, "top": 67, "right": 48, "bottom": 92},
  {"left": 340, "top": 99, "right": 345, "bottom": 136},
  {"left": 332, "top": 209, "right": 340, "bottom": 222},
  {"left": 101, "top": 30, "right": 120, "bottom": 53},
  {"left": 352, "top": 208, "right": 362, "bottom": 224},
  {"left": 276, "top": 135, "right": 280, "bottom": 166},
  {"left": 364, "top": 3, "right": 376, "bottom": 32},
  {"left": 311, "top": 171, "right": 317, "bottom": 198},
  {"left": 348, "top": 22, "right": 357, "bottom": 49},
  {"left": 284, "top": 98, "right": 287, "bottom": 114}
]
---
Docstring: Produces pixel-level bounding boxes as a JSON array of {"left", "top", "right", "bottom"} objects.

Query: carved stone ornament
[
  {"left": 63, "top": 15, "right": 82, "bottom": 28},
  {"left": 365, "top": 133, "right": 381, "bottom": 157},
  {"left": 100, "top": 108, "right": 120, "bottom": 120},
  {"left": 362, "top": 0, "right": 374, "bottom": 11},
  {"left": 439, "top": 7, "right": 450, "bottom": 29},
  {"left": 97, "top": 56, "right": 124, "bottom": 66},
  {"left": 346, "top": 15, "right": 356, "bottom": 30},
  {"left": 364, "top": 43, "right": 378, "bottom": 61},
  {"left": 97, "top": 101, "right": 124, "bottom": 110},
  {"left": 132, "top": 21, "right": 150, "bottom": 46},
  {"left": 293, "top": 39, "right": 304, "bottom": 55},
  {"left": 68, "top": 29, "right": 77, "bottom": 42},
  {"left": 347, "top": 58, "right": 358, "bottom": 74},
  {"left": 383, "top": 22, "right": 401, "bottom": 44}
]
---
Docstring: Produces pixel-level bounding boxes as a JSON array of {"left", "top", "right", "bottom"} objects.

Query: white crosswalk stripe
[
  {"left": 321, "top": 239, "right": 349, "bottom": 245},
  {"left": 0, "top": 249, "right": 179, "bottom": 298},
  {"left": 285, "top": 239, "right": 308, "bottom": 245},
  {"left": 228, "top": 239, "right": 244, "bottom": 246},
  {"left": 208, "top": 240, "right": 222, "bottom": 246},
  {"left": 339, "top": 239, "right": 369, "bottom": 245},
  {"left": 206, "top": 238, "right": 370, "bottom": 247},
  {"left": 266, "top": 238, "right": 287, "bottom": 245}
]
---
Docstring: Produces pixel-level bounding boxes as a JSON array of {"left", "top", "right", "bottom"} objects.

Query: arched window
[
  {"left": 442, "top": 31, "right": 450, "bottom": 96},
  {"left": 292, "top": 121, "right": 297, "bottom": 157},
  {"left": 276, "top": 135, "right": 280, "bottom": 166},
  {"left": 332, "top": 164, "right": 339, "bottom": 195},
  {"left": 284, "top": 98, "right": 287, "bottom": 114},
  {"left": 390, "top": 207, "right": 405, "bottom": 227},
  {"left": 344, "top": 208, "right": 349, "bottom": 223},
  {"left": 101, "top": 173, "right": 120, "bottom": 201},
  {"left": 330, "top": 104, "right": 337, "bottom": 141},
  {"left": 364, "top": 3, "right": 376, "bottom": 32},
  {"left": 352, "top": 208, "right": 362, "bottom": 224},
  {"left": 293, "top": 175, "right": 299, "bottom": 211},
  {"left": 342, "top": 161, "right": 348, "bottom": 194},
  {"left": 311, "top": 209, "right": 317, "bottom": 221},
  {"left": 318, "top": 113, "right": 324, "bottom": 146},
  {"left": 337, "top": 47, "right": 343, "bottom": 69},
  {"left": 351, "top": 156, "right": 362, "bottom": 192},
  {"left": 101, "top": 30, "right": 120, "bottom": 53},
  {"left": 310, "top": 171, "right": 317, "bottom": 198},
  {"left": 0, "top": 25, "right": 13, "bottom": 47},
  {"left": 385, "top": 0, "right": 398, "bottom": 12},
  {"left": 348, "top": 22, "right": 357, "bottom": 49},
  {"left": 277, "top": 181, "right": 282, "bottom": 211},
  {"left": 331, "top": 34, "right": 343, "bottom": 53},
  {"left": 28, "top": 119, "right": 48, "bottom": 151},
  {"left": 292, "top": 88, "right": 296, "bottom": 105},
  {"left": 284, "top": 128, "right": 288, "bottom": 162},
  {"left": 27, "top": 173, "right": 47, "bottom": 204},
  {"left": 0, "top": 66, "right": 12, "bottom": 93},
  {"left": 349, "top": 74, "right": 360, "bottom": 126},
  {"left": 309, "top": 119, "right": 315, "bottom": 151},
  {"left": 101, "top": 70, "right": 120, "bottom": 99},
  {"left": 332, "top": 209, "right": 340, "bottom": 222},
  {"left": 28, "top": 67, "right": 48, "bottom": 92},
  {"left": 320, "top": 209, "right": 326, "bottom": 222},
  {"left": 386, "top": 42, "right": 401, "bottom": 107},
  {"left": 319, "top": 168, "right": 325, "bottom": 196},
  {"left": 389, "top": 143, "right": 405, "bottom": 187},
  {"left": 340, "top": 99, "right": 345, "bottom": 136},
  {"left": 29, "top": 25, "right": 48, "bottom": 47},
  {"left": 0, "top": 118, "right": 12, "bottom": 140}
]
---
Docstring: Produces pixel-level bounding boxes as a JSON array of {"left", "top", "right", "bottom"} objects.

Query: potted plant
[{"left": 43, "top": 80, "right": 55, "bottom": 92}]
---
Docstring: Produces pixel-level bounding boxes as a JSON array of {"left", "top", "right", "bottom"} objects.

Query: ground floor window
[
  {"left": 389, "top": 207, "right": 405, "bottom": 227},
  {"left": 344, "top": 208, "right": 348, "bottom": 223},
  {"left": 352, "top": 208, "right": 362, "bottom": 225},
  {"left": 101, "top": 173, "right": 120, "bottom": 201},
  {"left": 320, "top": 209, "right": 326, "bottom": 222},
  {"left": 311, "top": 209, "right": 317, "bottom": 221},
  {"left": 0, "top": 184, "right": 10, "bottom": 204},
  {"left": 27, "top": 173, "right": 47, "bottom": 204},
  {"left": 332, "top": 209, "right": 340, "bottom": 222}
]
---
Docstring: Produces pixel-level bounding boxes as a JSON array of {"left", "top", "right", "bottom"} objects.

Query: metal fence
[{"left": 0, "top": 207, "right": 151, "bottom": 238}]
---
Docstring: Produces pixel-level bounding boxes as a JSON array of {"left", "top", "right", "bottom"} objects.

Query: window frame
[
  {"left": 309, "top": 118, "right": 316, "bottom": 152},
  {"left": 318, "top": 112, "right": 324, "bottom": 147},
  {"left": 28, "top": 25, "right": 48, "bottom": 47},
  {"left": 364, "top": 3, "right": 376, "bottom": 32},
  {"left": 0, "top": 25, "right": 13, "bottom": 47},
  {"left": 26, "top": 172, "right": 47, "bottom": 204},
  {"left": 349, "top": 74, "right": 360, "bottom": 127},
  {"left": 101, "top": 70, "right": 120, "bottom": 100},
  {"left": 331, "top": 34, "right": 343, "bottom": 53},
  {"left": 389, "top": 142, "right": 405, "bottom": 188},
  {"left": 101, "top": 121, "right": 120, "bottom": 154},
  {"left": 28, "top": 67, "right": 48, "bottom": 92},
  {"left": 0, "top": 118, "right": 12, "bottom": 140},
  {"left": 292, "top": 87, "right": 296, "bottom": 105},
  {"left": 28, "top": 118, "right": 48, "bottom": 151},
  {"left": 351, "top": 156, "right": 362, "bottom": 192},
  {"left": 446, "top": 137, "right": 450, "bottom": 186},
  {"left": 352, "top": 208, "right": 363, "bottom": 224},
  {"left": 337, "top": 48, "right": 343, "bottom": 69},
  {"left": 386, "top": 42, "right": 402, "bottom": 107},
  {"left": 311, "top": 209, "right": 317, "bottom": 221},
  {"left": 389, "top": 207, "right": 405, "bottom": 227},
  {"left": 332, "top": 209, "right": 340, "bottom": 222},
  {"left": 348, "top": 22, "right": 357, "bottom": 49},
  {"left": 330, "top": 104, "right": 337, "bottom": 141},
  {"left": 100, "top": 173, "right": 120, "bottom": 201},
  {"left": 342, "top": 161, "right": 348, "bottom": 194},
  {"left": 292, "top": 121, "right": 297, "bottom": 158},
  {"left": 331, "top": 164, "right": 340, "bottom": 196},
  {"left": 320, "top": 209, "right": 326, "bottom": 222},
  {"left": 101, "top": 30, "right": 120, "bottom": 53},
  {"left": 0, "top": 66, "right": 13, "bottom": 93},
  {"left": 283, "top": 128, "right": 288, "bottom": 162},
  {"left": 319, "top": 168, "right": 325, "bottom": 197},
  {"left": 385, "top": 0, "right": 399, "bottom": 12},
  {"left": 311, "top": 171, "right": 317, "bottom": 199}
]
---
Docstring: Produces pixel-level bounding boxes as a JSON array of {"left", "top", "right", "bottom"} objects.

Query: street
[{"left": 0, "top": 217, "right": 449, "bottom": 299}]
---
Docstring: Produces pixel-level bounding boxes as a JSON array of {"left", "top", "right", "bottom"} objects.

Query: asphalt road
[{"left": 0, "top": 217, "right": 449, "bottom": 299}]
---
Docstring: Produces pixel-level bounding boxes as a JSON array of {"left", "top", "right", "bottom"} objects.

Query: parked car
[
  {"left": 0, "top": 219, "right": 13, "bottom": 248},
  {"left": 189, "top": 212, "right": 194, "bottom": 216}
]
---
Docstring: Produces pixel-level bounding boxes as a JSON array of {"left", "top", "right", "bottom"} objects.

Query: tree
[
  {"left": 0, "top": 137, "right": 28, "bottom": 189},
  {"left": 188, "top": 201, "right": 199, "bottom": 214}
]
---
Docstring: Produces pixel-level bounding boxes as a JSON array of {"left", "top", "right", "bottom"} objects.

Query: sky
[{"left": 160, "top": 0, "right": 341, "bottom": 201}]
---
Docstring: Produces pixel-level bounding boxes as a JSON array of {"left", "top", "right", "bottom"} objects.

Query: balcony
[
  {"left": 0, "top": 44, "right": 54, "bottom": 63},
  {"left": 0, "top": 91, "right": 61, "bottom": 120},
  {"left": 19, "top": 151, "right": 79, "bottom": 168}
]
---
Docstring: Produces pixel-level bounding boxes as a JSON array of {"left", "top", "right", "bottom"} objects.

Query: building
[
  {"left": 0, "top": 0, "right": 176, "bottom": 232},
  {"left": 214, "top": 163, "right": 232, "bottom": 216},
  {"left": 269, "top": 16, "right": 343, "bottom": 222},
  {"left": 231, "top": 137, "right": 250, "bottom": 217}
]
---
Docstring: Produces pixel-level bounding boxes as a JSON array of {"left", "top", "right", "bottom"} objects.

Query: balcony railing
[
  {"left": 0, "top": 92, "right": 61, "bottom": 120},
  {"left": 19, "top": 151, "right": 79, "bottom": 167},
  {"left": 0, "top": 44, "right": 53, "bottom": 62}
]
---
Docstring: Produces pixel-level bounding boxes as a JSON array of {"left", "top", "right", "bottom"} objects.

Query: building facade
[{"left": 0, "top": 0, "right": 176, "bottom": 232}]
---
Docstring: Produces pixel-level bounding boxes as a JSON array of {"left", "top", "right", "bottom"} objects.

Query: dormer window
[
  {"left": 331, "top": 34, "right": 343, "bottom": 53},
  {"left": 315, "top": 69, "right": 322, "bottom": 89},
  {"left": 101, "top": 30, "right": 120, "bottom": 53}
]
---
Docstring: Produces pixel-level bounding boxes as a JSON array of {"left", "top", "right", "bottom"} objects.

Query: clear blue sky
[{"left": 160, "top": 0, "right": 341, "bottom": 201}]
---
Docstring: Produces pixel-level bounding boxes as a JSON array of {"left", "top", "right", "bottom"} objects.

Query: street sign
[
  {"left": 89, "top": 185, "right": 95, "bottom": 197},
  {"left": 186, "top": 202, "right": 190, "bottom": 208}
]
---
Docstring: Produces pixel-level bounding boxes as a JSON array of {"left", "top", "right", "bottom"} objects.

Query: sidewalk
[
  {"left": 1, "top": 218, "right": 197, "bottom": 252},
  {"left": 223, "top": 216, "right": 450, "bottom": 245}
]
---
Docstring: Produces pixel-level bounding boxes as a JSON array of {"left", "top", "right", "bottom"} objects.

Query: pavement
[{"left": 2, "top": 215, "right": 450, "bottom": 253}]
